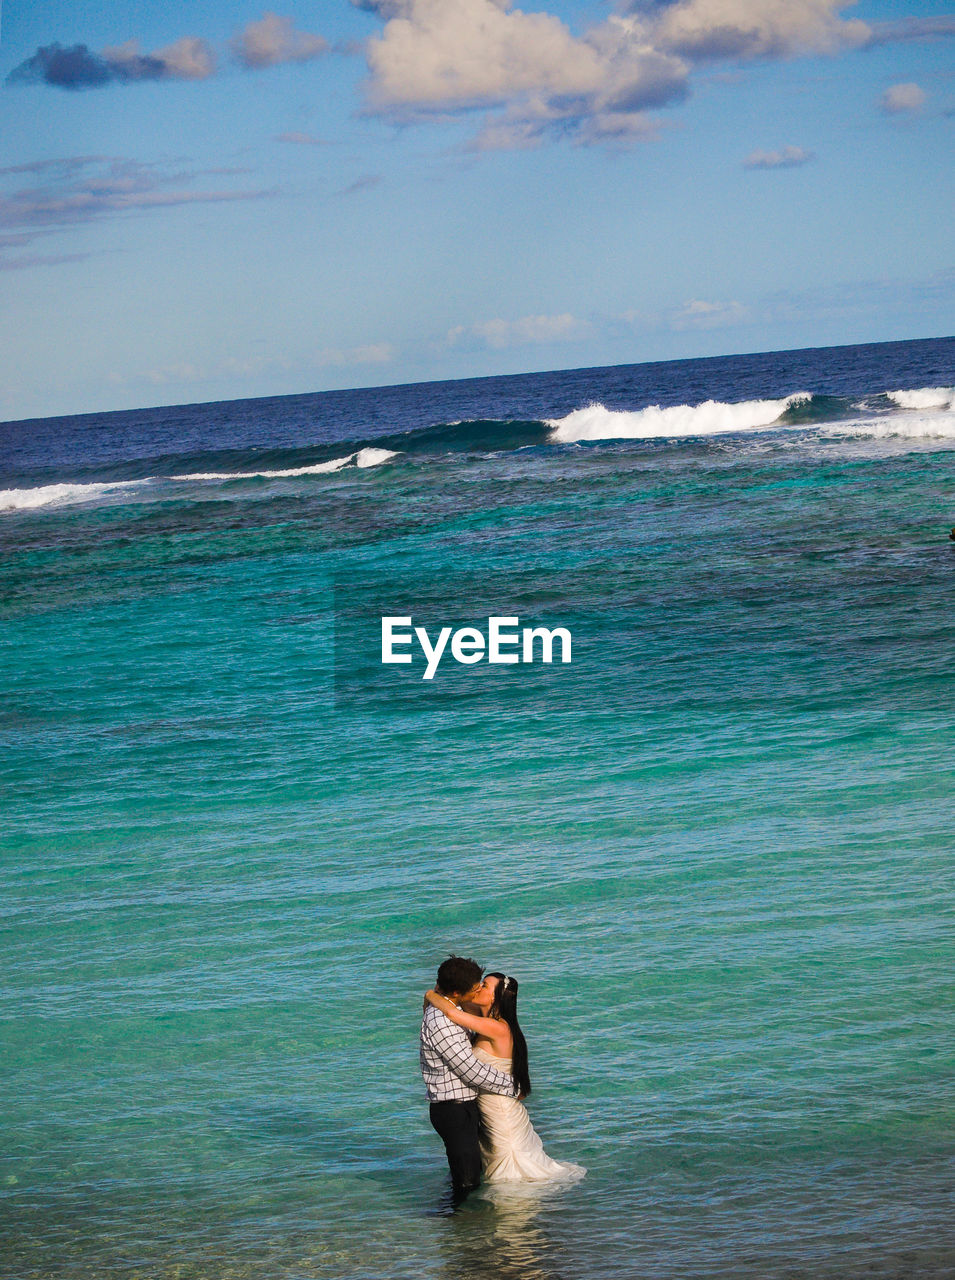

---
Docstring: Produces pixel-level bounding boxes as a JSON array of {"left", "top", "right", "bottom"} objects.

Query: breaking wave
[
  {"left": 547, "top": 387, "right": 955, "bottom": 443},
  {"left": 547, "top": 395, "right": 809, "bottom": 442},
  {"left": 0, "top": 479, "right": 149, "bottom": 512},
  {"left": 887, "top": 386, "right": 955, "bottom": 412},
  {"left": 172, "top": 446, "right": 397, "bottom": 481},
  {"left": 5, "top": 384, "right": 955, "bottom": 516},
  {"left": 0, "top": 450, "right": 398, "bottom": 514}
]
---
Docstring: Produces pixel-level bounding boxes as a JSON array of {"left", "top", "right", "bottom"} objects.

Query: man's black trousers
[{"left": 429, "top": 1100, "right": 483, "bottom": 1193}]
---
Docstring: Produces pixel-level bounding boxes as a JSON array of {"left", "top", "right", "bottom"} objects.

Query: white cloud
[
  {"left": 232, "top": 13, "right": 328, "bottom": 69},
  {"left": 744, "top": 144, "right": 814, "bottom": 168},
  {"left": 312, "top": 343, "right": 395, "bottom": 367},
  {"left": 361, "top": 1, "right": 688, "bottom": 147},
  {"left": 144, "top": 361, "right": 204, "bottom": 385},
  {"left": 357, "top": 0, "right": 884, "bottom": 148},
  {"left": 880, "top": 82, "right": 926, "bottom": 114},
  {"left": 670, "top": 298, "right": 748, "bottom": 329},
  {"left": 151, "top": 37, "right": 217, "bottom": 79},
  {"left": 649, "top": 0, "right": 871, "bottom": 60},
  {"left": 364, "top": 0, "right": 600, "bottom": 107},
  {"left": 449, "top": 312, "right": 584, "bottom": 348}
]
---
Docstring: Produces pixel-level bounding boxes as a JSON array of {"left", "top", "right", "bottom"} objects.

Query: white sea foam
[
  {"left": 887, "top": 386, "right": 955, "bottom": 411},
  {"left": 826, "top": 412, "right": 955, "bottom": 440},
  {"left": 0, "top": 479, "right": 149, "bottom": 513},
  {"left": 354, "top": 447, "right": 397, "bottom": 468},
  {"left": 1, "top": 450, "right": 400, "bottom": 514},
  {"left": 547, "top": 394, "right": 808, "bottom": 442},
  {"left": 173, "top": 456, "right": 354, "bottom": 480},
  {"left": 172, "top": 447, "right": 397, "bottom": 481}
]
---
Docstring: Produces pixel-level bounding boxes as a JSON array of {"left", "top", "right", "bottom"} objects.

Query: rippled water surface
[{"left": 2, "top": 338, "right": 954, "bottom": 1278}]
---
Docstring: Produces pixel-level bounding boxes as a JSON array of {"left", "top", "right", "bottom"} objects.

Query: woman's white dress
[{"left": 474, "top": 1047, "right": 586, "bottom": 1184}]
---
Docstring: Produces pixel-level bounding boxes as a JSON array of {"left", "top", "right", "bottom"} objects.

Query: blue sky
[{"left": 1, "top": 0, "right": 952, "bottom": 420}]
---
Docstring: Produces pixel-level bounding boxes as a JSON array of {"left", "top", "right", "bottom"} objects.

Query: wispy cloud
[
  {"left": 0, "top": 250, "right": 90, "bottom": 272},
  {"left": 122, "top": 341, "right": 396, "bottom": 389},
  {"left": 340, "top": 174, "right": 382, "bottom": 196},
  {"left": 756, "top": 269, "right": 955, "bottom": 327},
  {"left": 670, "top": 298, "right": 749, "bottom": 330},
  {"left": 744, "top": 145, "right": 815, "bottom": 170},
  {"left": 880, "top": 82, "right": 926, "bottom": 114},
  {"left": 312, "top": 342, "right": 395, "bottom": 367},
  {"left": 0, "top": 156, "right": 272, "bottom": 267},
  {"left": 275, "top": 131, "right": 329, "bottom": 146},
  {"left": 866, "top": 15, "right": 955, "bottom": 46},
  {"left": 0, "top": 224, "right": 95, "bottom": 271},
  {"left": 0, "top": 155, "right": 110, "bottom": 177},
  {"left": 555, "top": 270, "right": 954, "bottom": 346},
  {"left": 448, "top": 312, "right": 585, "bottom": 349}
]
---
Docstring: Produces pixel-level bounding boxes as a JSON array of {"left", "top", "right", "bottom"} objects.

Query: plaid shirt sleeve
[{"left": 420, "top": 1006, "right": 515, "bottom": 1101}]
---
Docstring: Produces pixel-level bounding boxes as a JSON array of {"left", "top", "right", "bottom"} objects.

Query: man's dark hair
[{"left": 436, "top": 954, "right": 483, "bottom": 997}]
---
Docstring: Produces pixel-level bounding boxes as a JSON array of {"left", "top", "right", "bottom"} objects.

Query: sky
[{"left": 0, "top": 0, "right": 952, "bottom": 421}]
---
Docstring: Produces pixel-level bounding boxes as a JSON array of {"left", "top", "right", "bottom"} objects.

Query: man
[{"left": 420, "top": 954, "right": 515, "bottom": 1202}]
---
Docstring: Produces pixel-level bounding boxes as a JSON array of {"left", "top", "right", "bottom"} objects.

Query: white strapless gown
[{"left": 474, "top": 1048, "right": 586, "bottom": 1184}]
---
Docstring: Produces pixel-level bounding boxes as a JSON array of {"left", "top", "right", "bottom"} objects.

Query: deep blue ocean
[{"left": 2, "top": 336, "right": 954, "bottom": 1279}]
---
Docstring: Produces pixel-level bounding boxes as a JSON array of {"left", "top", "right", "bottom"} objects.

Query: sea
[{"left": 2, "top": 335, "right": 954, "bottom": 1280}]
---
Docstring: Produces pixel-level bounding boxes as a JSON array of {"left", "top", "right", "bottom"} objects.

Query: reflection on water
[
  {"left": 433, "top": 1181, "right": 575, "bottom": 1280},
  {"left": 0, "top": 1178, "right": 581, "bottom": 1280}
]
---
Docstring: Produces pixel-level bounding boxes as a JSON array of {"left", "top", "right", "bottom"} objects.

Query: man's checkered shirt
[{"left": 419, "top": 1004, "right": 515, "bottom": 1102}]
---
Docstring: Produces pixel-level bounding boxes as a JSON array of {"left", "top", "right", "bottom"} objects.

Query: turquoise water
[{"left": 2, "top": 339, "right": 954, "bottom": 1277}]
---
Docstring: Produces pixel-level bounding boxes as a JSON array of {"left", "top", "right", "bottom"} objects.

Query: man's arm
[
  {"left": 426, "top": 1016, "right": 515, "bottom": 1095},
  {"left": 425, "top": 990, "right": 503, "bottom": 1040}
]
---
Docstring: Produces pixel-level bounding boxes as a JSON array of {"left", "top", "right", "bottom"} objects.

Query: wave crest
[
  {"left": 355, "top": 447, "right": 398, "bottom": 468},
  {"left": 547, "top": 395, "right": 808, "bottom": 442},
  {"left": 0, "top": 479, "right": 148, "bottom": 513},
  {"left": 888, "top": 386, "right": 955, "bottom": 411},
  {"left": 171, "top": 447, "right": 397, "bottom": 482},
  {"left": 827, "top": 414, "right": 955, "bottom": 440}
]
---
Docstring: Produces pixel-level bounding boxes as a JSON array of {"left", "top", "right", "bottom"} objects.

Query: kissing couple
[{"left": 419, "top": 954, "right": 585, "bottom": 1203}]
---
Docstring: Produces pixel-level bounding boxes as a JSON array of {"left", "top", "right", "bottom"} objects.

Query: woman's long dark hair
[{"left": 488, "top": 972, "right": 531, "bottom": 1097}]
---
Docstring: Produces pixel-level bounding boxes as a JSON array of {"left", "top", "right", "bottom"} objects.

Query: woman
[{"left": 425, "top": 972, "right": 585, "bottom": 1184}]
